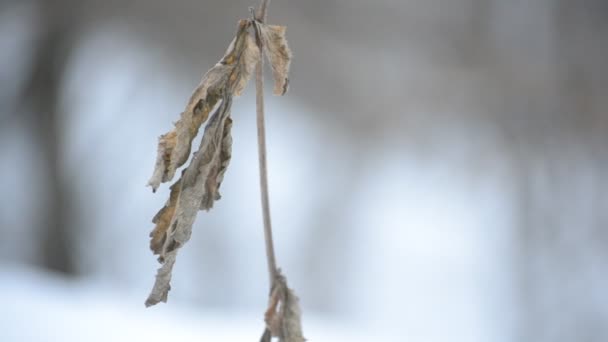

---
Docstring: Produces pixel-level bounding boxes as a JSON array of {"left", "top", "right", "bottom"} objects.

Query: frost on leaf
[
  {"left": 146, "top": 96, "right": 234, "bottom": 306},
  {"left": 147, "top": 20, "right": 259, "bottom": 192},
  {"left": 264, "top": 271, "right": 306, "bottom": 342},
  {"left": 254, "top": 22, "right": 292, "bottom": 95}
]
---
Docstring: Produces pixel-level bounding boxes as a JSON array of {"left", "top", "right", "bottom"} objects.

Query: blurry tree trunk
[{"left": 21, "top": 0, "right": 79, "bottom": 274}]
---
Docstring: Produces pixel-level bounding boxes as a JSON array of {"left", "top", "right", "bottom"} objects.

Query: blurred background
[{"left": 1, "top": 0, "right": 607, "bottom": 341}]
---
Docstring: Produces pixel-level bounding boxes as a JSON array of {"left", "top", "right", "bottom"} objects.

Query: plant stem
[{"left": 255, "top": 0, "right": 278, "bottom": 288}]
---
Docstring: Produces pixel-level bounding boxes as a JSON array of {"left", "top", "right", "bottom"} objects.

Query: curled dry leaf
[
  {"left": 148, "top": 20, "right": 259, "bottom": 192},
  {"left": 254, "top": 22, "right": 292, "bottom": 95},
  {"left": 145, "top": 17, "right": 302, "bottom": 341},
  {"left": 260, "top": 328, "right": 272, "bottom": 342},
  {"left": 232, "top": 34, "right": 260, "bottom": 96},
  {"left": 145, "top": 251, "right": 176, "bottom": 307},
  {"left": 149, "top": 177, "right": 182, "bottom": 255},
  {"left": 264, "top": 271, "right": 306, "bottom": 342},
  {"left": 165, "top": 96, "right": 233, "bottom": 254},
  {"left": 280, "top": 286, "right": 306, "bottom": 342},
  {"left": 146, "top": 96, "right": 234, "bottom": 306},
  {"left": 146, "top": 19, "right": 260, "bottom": 306},
  {"left": 201, "top": 116, "right": 232, "bottom": 209}
]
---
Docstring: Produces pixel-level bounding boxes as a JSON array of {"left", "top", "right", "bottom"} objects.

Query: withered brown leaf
[
  {"left": 149, "top": 177, "right": 182, "bottom": 255},
  {"left": 201, "top": 116, "right": 232, "bottom": 210},
  {"left": 254, "top": 22, "right": 292, "bottom": 95},
  {"left": 145, "top": 19, "right": 301, "bottom": 341},
  {"left": 146, "top": 20, "right": 259, "bottom": 306},
  {"left": 264, "top": 272, "right": 306, "bottom": 342},
  {"left": 280, "top": 286, "right": 305, "bottom": 342},
  {"left": 146, "top": 96, "right": 234, "bottom": 306},
  {"left": 232, "top": 34, "right": 260, "bottom": 96},
  {"left": 148, "top": 20, "right": 259, "bottom": 192},
  {"left": 145, "top": 250, "right": 176, "bottom": 307}
]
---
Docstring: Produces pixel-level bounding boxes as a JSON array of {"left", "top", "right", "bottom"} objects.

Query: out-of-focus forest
[{"left": 1, "top": 1, "right": 607, "bottom": 341}]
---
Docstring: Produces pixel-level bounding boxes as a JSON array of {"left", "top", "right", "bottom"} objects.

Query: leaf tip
[{"left": 148, "top": 182, "right": 159, "bottom": 193}]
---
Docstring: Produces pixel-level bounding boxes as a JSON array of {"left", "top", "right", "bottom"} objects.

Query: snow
[{"left": 0, "top": 265, "right": 371, "bottom": 342}]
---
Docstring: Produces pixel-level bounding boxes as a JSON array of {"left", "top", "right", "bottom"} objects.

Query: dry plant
[{"left": 144, "top": 0, "right": 305, "bottom": 341}]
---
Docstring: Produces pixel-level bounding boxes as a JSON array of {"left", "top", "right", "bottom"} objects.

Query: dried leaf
[
  {"left": 280, "top": 286, "right": 305, "bottom": 342},
  {"left": 149, "top": 177, "right": 182, "bottom": 255},
  {"left": 145, "top": 15, "right": 301, "bottom": 329},
  {"left": 201, "top": 116, "right": 232, "bottom": 210},
  {"left": 145, "top": 96, "right": 234, "bottom": 306},
  {"left": 263, "top": 272, "right": 306, "bottom": 342},
  {"left": 147, "top": 20, "right": 258, "bottom": 192},
  {"left": 265, "top": 282, "right": 285, "bottom": 335},
  {"left": 147, "top": 96, "right": 219, "bottom": 192},
  {"left": 255, "top": 22, "right": 292, "bottom": 95},
  {"left": 169, "top": 98, "right": 232, "bottom": 249},
  {"left": 146, "top": 18, "right": 261, "bottom": 307},
  {"left": 260, "top": 329, "right": 272, "bottom": 342},
  {"left": 145, "top": 251, "right": 176, "bottom": 307},
  {"left": 232, "top": 34, "right": 260, "bottom": 96}
]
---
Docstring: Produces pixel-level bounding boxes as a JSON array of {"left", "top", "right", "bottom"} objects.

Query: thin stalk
[{"left": 255, "top": 0, "right": 278, "bottom": 288}]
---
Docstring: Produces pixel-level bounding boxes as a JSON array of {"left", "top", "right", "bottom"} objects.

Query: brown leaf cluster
[
  {"left": 148, "top": 20, "right": 258, "bottom": 193},
  {"left": 263, "top": 271, "right": 306, "bottom": 342},
  {"left": 145, "top": 13, "right": 295, "bottom": 320},
  {"left": 145, "top": 20, "right": 260, "bottom": 307},
  {"left": 147, "top": 96, "right": 235, "bottom": 307}
]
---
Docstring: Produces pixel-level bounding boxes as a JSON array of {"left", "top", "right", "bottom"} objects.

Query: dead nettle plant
[{"left": 144, "top": 0, "right": 304, "bottom": 341}]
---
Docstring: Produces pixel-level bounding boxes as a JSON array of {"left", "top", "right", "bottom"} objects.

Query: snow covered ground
[{"left": 0, "top": 265, "right": 372, "bottom": 342}]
